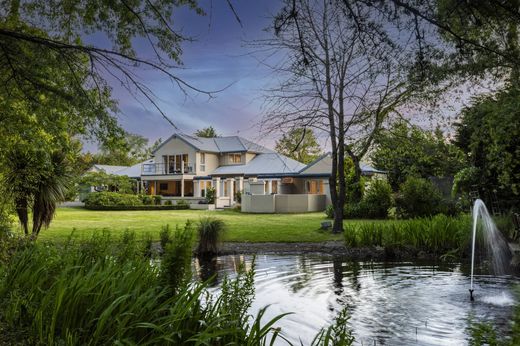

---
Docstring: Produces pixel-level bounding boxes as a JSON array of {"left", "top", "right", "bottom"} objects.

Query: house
[{"left": 141, "top": 133, "right": 385, "bottom": 212}]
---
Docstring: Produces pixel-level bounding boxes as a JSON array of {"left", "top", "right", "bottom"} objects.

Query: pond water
[{"left": 194, "top": 254, "right": 518, "bottom": 346}]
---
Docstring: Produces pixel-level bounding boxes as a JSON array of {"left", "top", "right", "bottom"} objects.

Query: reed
[{"left": 344, "top": 214, "right": 472, "bottom": 256}]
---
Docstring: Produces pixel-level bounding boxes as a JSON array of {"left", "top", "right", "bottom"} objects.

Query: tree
[
  {"left": 0, "top": 0, "right": 210, "bottom": 130},
  {"left": 195, "top": 126, "right": 219, "bottom": 138},
  {"left": 95, "top": 133, "right": 151, "bottom": 166},
  {"left": 275, "top": 128, "right": 322, "bottom": 164},
  {"left": 264, "top": 0, "right": 414, "bottom": 233},
  {"left": 371, "top": 121, "right": 466, "bottom": 190},
  {"left": 454, "top": 87, "right": 520, "bottom": 204}
]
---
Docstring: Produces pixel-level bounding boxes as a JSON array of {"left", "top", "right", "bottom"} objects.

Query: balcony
[{"left": 141, "top": 162, "right": 195, "bottom": 175}]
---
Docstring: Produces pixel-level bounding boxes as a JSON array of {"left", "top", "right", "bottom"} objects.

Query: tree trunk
[{"left": 15, "top": 198, "right": 29, "bottom": 235}]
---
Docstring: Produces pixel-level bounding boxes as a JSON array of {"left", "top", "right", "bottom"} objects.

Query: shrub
[
  {"left": 164, "top": 200, "right": 173, "bottom": 206},
  {"left": 142, "top": 195, "right": 153, "bottom": 205},
  {"left": 196, "top": 218, "right": 226, "bottom": 256},
  {"left": 205, "top": 187, "right": 216, "bottom": 204},
  {"left": 84, "top": 205, "right": 189, "bottom": 211},
  {"left": 325, "top": 204, "right": 334, "bottom": 218},
  {"left": 176, "top": 199, "right": 190, "bottom": 208},
  {"left": 235, "top": 190, "right": 242, "bottom": 203},
  {"left": 153, "top": 195, "right": 162, "bottom": 205},
  {"left": 159, "top": 224, "right": 172, "bottom": 249},
  {"left": 361, "top": 179, "right": 393, "bottom": 218},
  {"left": 84, "top": 192, "right": 143, "bottom": 207},
  {"left": 395, "top": 177, "right": 442, "bottom": 218}
]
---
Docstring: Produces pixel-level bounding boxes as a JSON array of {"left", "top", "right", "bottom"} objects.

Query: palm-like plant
[
  {"left": 31, "top": 152, "right": 71, "bottom": 238},
  {"left": 196, "top": 217, "right": 226, "bottom": 257}
]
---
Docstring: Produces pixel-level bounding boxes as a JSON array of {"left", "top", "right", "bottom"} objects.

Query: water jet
[{"left": 469, "top": 199, "right": 511, "bottom": 301}]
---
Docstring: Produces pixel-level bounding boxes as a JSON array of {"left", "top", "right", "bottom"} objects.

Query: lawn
[{"left": 40, "top": 207, "right": 379, "bottom": 243}]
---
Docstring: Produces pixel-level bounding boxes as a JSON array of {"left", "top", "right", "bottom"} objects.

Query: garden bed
[{"left": 84, "top": 205, "right": 189, "bottom": 211}]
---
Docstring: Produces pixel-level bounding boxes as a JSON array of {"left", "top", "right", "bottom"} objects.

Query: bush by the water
[
  {"left": 196, "top": 217, "right": 226, "bottom": 256},
  {"left": 343, "top": 214, "right": 471, "bottom": 256},
  {"left": 395, "top": 177, "right": 443, "bottom": 218},
  {"left": 0, "top": 226, "right": 353, "bottom": 345}
]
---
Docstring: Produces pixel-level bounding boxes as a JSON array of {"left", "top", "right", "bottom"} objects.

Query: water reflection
[{"left": 196, "top": 254, "right": 518, "bottom": 346}]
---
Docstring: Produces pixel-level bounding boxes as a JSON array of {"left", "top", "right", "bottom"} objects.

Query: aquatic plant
[{"left": 343, "top": 214, "right": 472, "bottom": 256}]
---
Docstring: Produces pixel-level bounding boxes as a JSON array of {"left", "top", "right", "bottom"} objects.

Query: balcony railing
[{"left": 142, "top": 162, "right": 195, "bottom": 175}]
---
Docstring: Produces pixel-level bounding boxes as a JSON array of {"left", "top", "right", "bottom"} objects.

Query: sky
[{"left": 85, "top": 0, "right": 286, "bottom": 152}]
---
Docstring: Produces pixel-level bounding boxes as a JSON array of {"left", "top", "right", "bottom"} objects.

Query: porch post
[
  {"left": 237, "top": 176, "right": 244, "bottom": 193},
  {"left": 213, "top": 177, "right": 221, "bottom": 198},
  {"left": 227, "top": 178, "right": 235, "bottom": 204},
  {"left": 154, "top": 181, "right": 157, "bottom": 195},
  {"left": 181, "top": 178, "right": 185, "bottom": 197},
  {"left": 194, "top": 180, "right": 200, "bottom": 197},
  {"left": 267, "top": 180, "right": 272, "bottom": 195}
]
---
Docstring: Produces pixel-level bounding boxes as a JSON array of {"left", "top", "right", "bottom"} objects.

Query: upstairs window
[
  {"left": 200, "top": 153, "right": 206, "bottom": 172},
  {"left": 229, "top": 153, "right": 242, "bottom": 164}
]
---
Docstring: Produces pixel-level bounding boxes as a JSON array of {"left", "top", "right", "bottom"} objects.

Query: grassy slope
[{"left": 40, "top": 207, "right": 385, "bottom": 243}]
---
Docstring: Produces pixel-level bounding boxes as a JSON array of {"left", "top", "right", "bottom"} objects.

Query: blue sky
[{"left": 86, "top": 0, "right": 285, "bottom": 151}]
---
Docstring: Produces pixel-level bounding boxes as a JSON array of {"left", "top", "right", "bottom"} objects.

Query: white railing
[{"left": 141, "top": 162, "right": 195, "bottom": 175}]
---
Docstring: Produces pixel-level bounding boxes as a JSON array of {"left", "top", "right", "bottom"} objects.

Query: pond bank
[{"left": 218, "top": 241, "right": 439, "bottom": 261}]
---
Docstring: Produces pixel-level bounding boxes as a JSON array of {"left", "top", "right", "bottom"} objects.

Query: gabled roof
[
  {"left": 152, "top": 133, "right": 274, "bottom": 154},
  {"left": 209, "top": 153, "right": 306, "bottom": 176}
]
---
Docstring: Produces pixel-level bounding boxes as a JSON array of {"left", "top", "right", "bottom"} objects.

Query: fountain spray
[{"left": 469, "top": 199, "right": 511, "bottom": 301}]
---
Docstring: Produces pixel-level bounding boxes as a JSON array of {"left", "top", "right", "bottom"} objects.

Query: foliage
[
  {"left": 452, "top": 166, "right": 480, "bottom": 197},
  {"left": 84, "top": 192, "right": 142, "bottom": 207},
  {"left": 358, "top": 179, "right": 394, "bottom": 219},
  {"left": 275, "top": 128, "right": 322, "bottom": 164},
  {"left": 194, "top": 126, "right": 219, "bottom": 138},
  {"left": 153, "top": 195, "right": 162, "bottom": 205},
  {"left": 205, "top": 187, "right": 216, "bottom": 204},
  {"left": 142, "top": 195, "right": 153, "bottom": 205},
  {"left": 176, "top": 199, "right": 190, "bottom": 208},
  {"left": 79, "top": 171, "right": 134, "bottom": 194},
  {"left": 84, "top": 205, "right": 190, "bottom": 211},
  {"left": 395, "top": 177, "right": 443, "bottom": 218},
  {"left": 343, "top": 214, "right": 471, "bottom": 256},
  {"left": 371, "top": 121, "right": 466, "bottom": 191},
  {"left": 454, "top": 87, "right": 520, "bottom": 203},
  {"left": 196, "top": 218, "right": 226, "bottom": 256},
  {"left": 0, "top": 228, "right": 311, "bottom": 345},
  {"left": 160, "top": 221, "right": 194, "bottom": 295},
  {"left": 94, "top": 132, "right": 152, "bottom": 166},
  {"left": 235, "top": 190, "right": 242, "bottom": 203}
]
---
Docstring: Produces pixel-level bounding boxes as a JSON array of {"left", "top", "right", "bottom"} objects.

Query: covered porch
[{"left": 143, "top": 178, "right": 194, "bottom": 197}]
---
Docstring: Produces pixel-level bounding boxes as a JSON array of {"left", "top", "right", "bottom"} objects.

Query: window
[
  {"left": 307, "top": 180, "right": 324, "bottom": 194},
  {"left": 229, "top": 153, "right": 242, "bottom": 164},
  {"left": 200, "top": 153, "right": 205, "bottom": 172},
  {"left": 159, "top": 183, "right": 168, "bottom": 191}
]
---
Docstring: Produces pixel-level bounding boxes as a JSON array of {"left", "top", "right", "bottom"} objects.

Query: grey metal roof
[
  {"left": 91, "top": 165, "right": 129, "bottom": 175},
  {"left": 153, "top": 133, "right": 273, "bottom": 154},
  {"left": 209, "top": 153, "right": 306, "bottom": 176},
  {"left": 116, "top": 159, "right": 154, "bottom": 178}
]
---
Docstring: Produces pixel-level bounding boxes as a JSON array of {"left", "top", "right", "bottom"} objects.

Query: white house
[{"left": 140, "top": 133, "right": 384, "bottom": 213}]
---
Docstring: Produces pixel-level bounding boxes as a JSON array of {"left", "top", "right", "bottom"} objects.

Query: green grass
[{"left": 39, "top": 207, "right": 389, "bottom": 243}]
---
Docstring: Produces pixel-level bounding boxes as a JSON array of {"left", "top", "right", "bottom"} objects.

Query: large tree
[
  {"left": 454, "top": 87, "right": 520, "bottom": 205},
  {"left": 371, "top": 121, "right": 466, "bottom": 190},
  {"left": 275, "top": 128, "right": 322, "bottom": 164},
  {"left": 264, "top": 0, "right": 414, "bottom": 233}
]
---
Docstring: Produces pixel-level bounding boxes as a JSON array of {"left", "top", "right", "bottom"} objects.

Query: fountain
[{"left": 469, "top": 199, "right": 512, "bottom": 301}]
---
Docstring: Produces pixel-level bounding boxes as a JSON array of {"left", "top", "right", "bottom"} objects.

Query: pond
[{"left": 194, "top": 254, "right": 517, "bottom": 346}]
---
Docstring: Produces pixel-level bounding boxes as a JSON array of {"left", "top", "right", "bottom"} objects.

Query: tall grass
[
  {"left": 344, "top": 214, "right": 472, "bottom": 256},
  {"left": 0, "top": 225, "right": 354, "bottom": 345}
]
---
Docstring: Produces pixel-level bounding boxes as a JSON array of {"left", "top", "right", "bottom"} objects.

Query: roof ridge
[{"left": 235, "top": 136, "right": 248, "bottom": 151}]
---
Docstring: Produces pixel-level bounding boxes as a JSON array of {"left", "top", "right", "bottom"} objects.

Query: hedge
[{"left": 84, "top": 205, "right": 190, "bottom": 211}]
